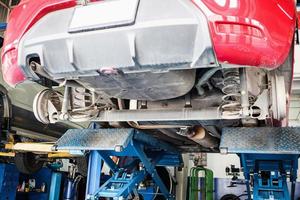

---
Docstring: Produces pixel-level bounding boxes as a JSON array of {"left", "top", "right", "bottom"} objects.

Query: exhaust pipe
[{"left": 187, "top": 126, "right": 219, "bottom": 149}]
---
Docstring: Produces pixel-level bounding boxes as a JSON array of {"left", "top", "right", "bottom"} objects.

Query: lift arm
[{"left": 1, "top": 142, "right": 75, "bottom": 158}]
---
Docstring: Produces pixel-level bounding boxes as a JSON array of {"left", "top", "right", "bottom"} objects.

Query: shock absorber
[{"left": 239, "top": 68, "right": 250, "bottom": 117}]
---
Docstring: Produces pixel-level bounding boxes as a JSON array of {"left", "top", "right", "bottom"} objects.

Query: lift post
[
  {"left": 220, "top": 127, "right": 300, "bottom": 200},
  {"left": 54, "top": 128, "right": 183, "bottom": 200}
]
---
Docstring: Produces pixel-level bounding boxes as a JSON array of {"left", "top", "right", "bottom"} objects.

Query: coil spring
[
  {"left": 220, "top": 69, "right": 242, "bottom": 119},
  {"left": 50, "top": 91, "right": 62, "bottom": 109},
  {"left": 73, "top": 87, "right": 93, "bottom": 108},
  {"left": 71, "top": 87, "right": 96, "bottom": 119}
]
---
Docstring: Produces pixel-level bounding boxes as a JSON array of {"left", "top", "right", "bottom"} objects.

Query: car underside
[
  {"left": 30, "top": 51, "right": 293, "bottom": 152},
  {"left": 1, "top": 0, "right": 298, "bottom": 152}
]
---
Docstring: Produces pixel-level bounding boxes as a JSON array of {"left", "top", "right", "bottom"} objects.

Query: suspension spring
[
  {"left": 220, "top": 69, "right": 242, "bottom": 119},
  {"left": 72, "top": 87, "right": 94, "bottom": 109},
  {"left": 70, "top": 87, "right": 97, "bottom": 120}
]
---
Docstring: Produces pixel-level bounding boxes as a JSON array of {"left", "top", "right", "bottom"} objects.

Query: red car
[{"left": 1, "top": 0, "right": 298, "bottom": 151}]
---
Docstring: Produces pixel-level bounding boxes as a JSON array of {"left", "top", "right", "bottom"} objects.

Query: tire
[
  {"left": 220, "top": 194, "right": 240, "bottom": 200},
  {"left": 14, "top": 152, "right": 44, "bottom": 174},
  {"left": 0, "top": 85, "right": 11, "bottom": 141}
]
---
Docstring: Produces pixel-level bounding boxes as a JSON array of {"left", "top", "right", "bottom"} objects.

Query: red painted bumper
[
  {"left": 193, "top": 0, "right": 296, "bottom": 68},
  {"left": 1, "top": 0, "right": 297, "bottom": 87},
  {"left": 1, "top": 0, "right": 76, "bottom": 87}
]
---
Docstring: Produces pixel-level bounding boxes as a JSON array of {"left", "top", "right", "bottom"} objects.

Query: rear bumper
[
  {"left": 2, "top": 0, "right": 296, "bottom": 87},
  {"left": 18, "top": 0, "right": 216, "bottom": 80}
]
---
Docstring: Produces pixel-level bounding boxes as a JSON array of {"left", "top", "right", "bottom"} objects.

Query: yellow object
[
  {"left": 0, "top": 142, "right": 77, "bottom": 158},
  {"left": 0, "top": 152, "right": 15, "bottom": 157}
]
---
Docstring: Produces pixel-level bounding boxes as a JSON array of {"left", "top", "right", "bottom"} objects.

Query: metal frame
[
  {"left": 240, "top": 153, "right": 298, "bottom": 200},
  {"left": 220, "top": 127, "right": 300, "bottom": 199},
  {"left": 55, "top": 128, "right": 183, "bottom": 200},
  {"left": 0, "top": 142, "right": 76, "bottom": 158},
  {"left": 189, "top": 166, "right": 213, "bottom": 200},
  {"left": 92, "top": 107, "right": 220, "bottom": 122},
  {"left": 86, "top": 130, "right": 183, "bottom": 199}
]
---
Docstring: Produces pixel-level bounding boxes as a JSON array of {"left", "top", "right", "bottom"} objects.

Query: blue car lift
[
  {"left": 54, "top": 128, "right": 183, "bottom": 200},
  {"left": 220, "top": 127, "right": 300, "bottom": 200}
]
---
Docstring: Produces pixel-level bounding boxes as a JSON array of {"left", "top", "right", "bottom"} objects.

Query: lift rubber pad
[
  {"left": 54, "top": 128, "right": 134, "bottom": 150},
  {"left": 220, "top": 127, "right": 300, "bottom": 154}
]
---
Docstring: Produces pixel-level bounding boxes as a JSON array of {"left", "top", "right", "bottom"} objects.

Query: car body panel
[
  {"left": 1, "top": 0, "right": 77, "bottom": 87},
  {"left": 18, "top": 0, "right": 215, "bottom": 78},
  {"left": 1, "top": 0, "right": 297, "bottom": 87},
  {"left": 193, "top": 0, "right": 296, "bottom": 68},
  {"left": 14, "top": 0, "right": 220, "bottom": 100}
]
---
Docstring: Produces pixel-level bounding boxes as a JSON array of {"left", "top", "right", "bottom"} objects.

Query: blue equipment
[
  {"left": 220, "top": 127, "right": 300, "bottom": 200},
  {"left": 49, "top": 172, "right": 63, "bottom": 200},
  {"left": 0, "top": 23, "right": 6, "bottom": 31},
  {"left": 63, "top": 177, "right": 80, "bottom": 200},
  {"left": 0, "top": 164, "right": 19, "bottom": 200},
  {"left": 55, "top": 128, "right": 183, "bottom": 200},
  {"left": 48, "top": 161, "right": 64, "bottom": 200},
  {"left": 63, "top": 164, "right": 83, "bottom": 200},
  {"left": 240, "top": 153, "right": 298, "bottom": 200}
]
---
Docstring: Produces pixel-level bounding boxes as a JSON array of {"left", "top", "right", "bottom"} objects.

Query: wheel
[
  {"left": 33, "top": 89, "right": 62, "bottom": 124},
  {"left": 270, "top": 73, "right": 286, "bottom": 120},
  {"left": 0, "top": 85, "right": 11, "bottom": 140},
  {"left": 14, "top": 152, "right": 44, "bottom": 174},
  {"left": 220, "top": 194, "right": 240, "bottom": 200}
]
